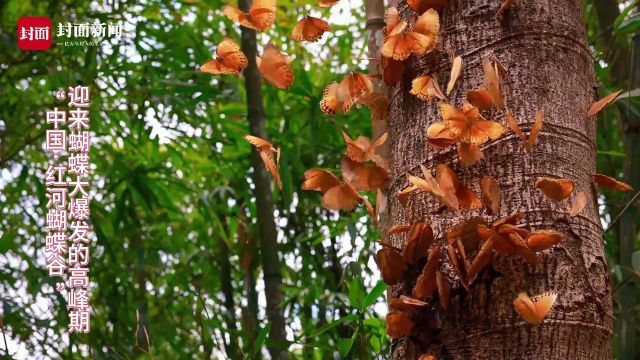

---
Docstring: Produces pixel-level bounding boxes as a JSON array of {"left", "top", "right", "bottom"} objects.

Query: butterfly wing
[
  {"left": 258, "top": 43, "right": 294, "bottom": 89},
  {"left": 513, "top": 293, "right": 541, "bottom": 324},
  {"left": 592, "top": 173, "right": 633, "bottom": 191},
  {"left": 525, "top": 109, "right": 544, "bottom": 152},
  {"left": 535, "top": 177, "right": 575, "bottom": 201},
  {"left": 247, "top": 0, "right": 276, "bottom": 31},
  {"left": 216, "top": 37, "right": 248, "bottom": 72},
  {"left": 302, "top": 169, "right": 341, "bottom": 192},
  {"left": 531, "top": 292, "right": 558, "bottom": 321}
]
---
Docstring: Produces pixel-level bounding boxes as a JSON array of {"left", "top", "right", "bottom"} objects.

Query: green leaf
[
  {"left": 253, "top": 323, "right": 271, "bottom": 357},
  {"left": 370, "top": 336, "right": 381, "bottom": 353},
  {"left": 348, "top": 277, "right": 365, "bottom": 309},
  {"left": 306, "top": 314, "right": 358, "bottom": 338},
  {"left": 338, "top": 337, "right": 354, "bottom": 357},
  {"left": 363, "top": 280, "right": 387, "bottom": 309}
]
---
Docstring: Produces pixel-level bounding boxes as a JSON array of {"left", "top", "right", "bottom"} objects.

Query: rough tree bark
[
  {"left": 238, "top": 0, "right": 288, "bottom": 358},
  {"left": 387, "top": 1, "right": 613, "bottom": 359}
]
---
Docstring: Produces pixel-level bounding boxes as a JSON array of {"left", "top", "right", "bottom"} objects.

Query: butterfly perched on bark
[
  {"left": 381, "top": 8, "right": 440, "bottom": 61},
  {"left": 222, "top": 0, "right": 276, "bottom": 31},
  {"left": 440, "top": 102, "right": 505, "bottom": 145},
  {"left": 406, "top": 0, "right": 449, "bottom": 13},
  {"left": 535, "top": 177, "right": 575, "bottom": 201},
  {"left": 292, "top": 16, "right": 330, "bottom": 42},
  {"left": 243, "top": 135, "right": 282, "bottom": 190},
  {"left": 200, "top": 37, "right": 248, "bottom": 75},
  {"left": 256, "top": 43, "right": 294, "bottom": 89},
  {"left": 513, "top": 292, "right": 558, "bottom": 325},
  {"left": 410, "top": 75, "right": 445, "bottom": 101}
]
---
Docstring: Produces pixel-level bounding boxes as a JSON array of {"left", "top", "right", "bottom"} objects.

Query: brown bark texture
[{"left": 386, "top": 1, "right": 613, "bottom": 359}]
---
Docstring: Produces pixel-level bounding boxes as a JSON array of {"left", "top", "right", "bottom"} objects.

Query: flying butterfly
[
  {"left": 341, "top": 156, "right": 390, "bottom": 191},
  {"left": 243, "top": 135, "right": 282, "bottom": 190},
  {"left": 319, "top": 0, "right": 339, "bottom": 7},
  {"left": 592, "top": 173, "right": 634, "bottom": 191},
  {"left": 301, "top": 169, "right": 364, "bottom": 211},
  {"left": 320, "top": 72, "right": 374, "bottom": 115},
  {"left": 292, "top": 15, "right": 330, "bottom": 42},
  {"left": 222, "top": 0, "right": 276, "bottom": 31},
  {"left": 342, "top": 131, "right": 388, "bottom": 163},
  {"left": 256, "top": 43, "right": 294, "bottom": 89},
  {"left": 200, "top": 37, "right": 248, "bottom": 75},
  {"left": 588, "top": 89, "right": 622, "bottom": 118}
]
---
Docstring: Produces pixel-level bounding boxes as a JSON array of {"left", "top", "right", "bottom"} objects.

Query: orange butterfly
[
  {"left": 320, "top": 83, "right": 355, "bottom": 115},
  {"left": 410, "top": 75, "right": 445, "bottom": 101},
  {"left": 301, "top": 169, "right": 364, "bottom": 211},
  {"left": 592, "top": 173, "right": 633, "bottom": 191},
  {"left": 480, "top": 175, "right": 501, "bottom": 215},
  {"left": 506, "top": 110, "right": 544, "bottom": 152},
  {"left": 256, "top": 43, "right": 294, "bottom": 89},
  {"left": 446, "top": 55, "right": 463, "bottom": 95},
  {"left": 513, "top": 292, "right": 557, "bottom": 325},
  {"left": 482, "top": 57, "right": 504, "bottom": 109},
  {"left": 407, "top": 0, "right": 449, "bottom": 13},
  {"left": 588, "top": 90, "right": 622, "bottom": 118},
  {"left": 222, "top": 0, "right": 276, "bottom": 31},
  {"left": 292, "top": 16, "right": 330, "bottom": 42},
  {"left": 341, "top": 156, "right": 389, "bottom": 191},
  {"left": 381, "top": 8, "right": 440, "bottom": 61},
  {"left": 320, "top": 72, "right": 373, "bottom": 115},
  {"left": 535, "top": 177, "right": 575, "bottom": 201},
  {"left": 389, "top": 295, "right": 428, "bottom": 312},
  {"left": 426, "top": 122, "right": 456, "bottom": 149},
  {"left": 200, "top": 37, "right": 248, "bottom": 75},
  {"left": 343, "top": 131, "right": 388, "bottom": 163},
  {"left": 386, "top": 312, "right": 414, "bottom": 338},
  {"left": 413, "top": 245, "right": 442, "bottom": 298},
  {"left": 377, "top": 246, "right": 407, "bottom": 285},
  {"left": 319, "top": 0, "right": 339, "bottom": 7},
  {"left": 466, "top": 88, "right": 494, "bottom": 111},
  {"left": 496, "top": 0, "right": 515, "bottom": 16},
  {"left": 457, "top": 142, "right": 484, "bottom": 166},
  {"left": 440, "top": 102, "right": 505, "bottom": 145},
  {"left": 243, "top": 135, "right": 282, "bottom": 190},
  {"left": 569, "top": 191, "right": 587, "bottom": 217},
  {"left": 357, "top": 92, "right": 389, "bottom": 122},
  {"left": 382, "top": 56, "right": 406, "bottom": 87}
]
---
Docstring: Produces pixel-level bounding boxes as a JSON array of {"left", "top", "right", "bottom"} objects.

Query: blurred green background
[{"left": 0, "top": 0, "right": 638, "bottom": 358}]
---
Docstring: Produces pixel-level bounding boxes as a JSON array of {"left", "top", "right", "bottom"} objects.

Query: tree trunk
[
  {"left": 387, "top": 1, "right": 613, "bottom": 358},
  {"left": 365, "top": 0, "right": 392, "bottom": 242},
  {"left": 237, "top": 1, "right": 288, "bottom": 358},
  {"left": 218, "top": 219, "right": 239, "bottom": 359}
]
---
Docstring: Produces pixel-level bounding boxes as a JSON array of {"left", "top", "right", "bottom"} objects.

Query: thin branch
[{"left": 605, "top": 190, "right": 640, "bottom": 233}]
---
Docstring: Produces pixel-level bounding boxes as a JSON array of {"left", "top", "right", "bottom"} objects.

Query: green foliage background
[{"left": 0, "top": 0, "right": 638, "bottom": 358}]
